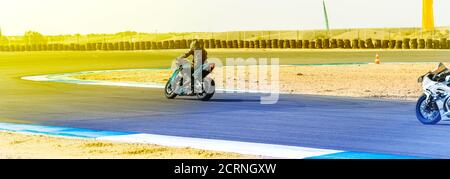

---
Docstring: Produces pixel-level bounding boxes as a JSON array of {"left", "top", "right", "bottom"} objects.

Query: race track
[
  {"left": 2, "top": 51, "right": 450, "bottom": 158},
  {"left": 6, "top": 82, "right": 450, "bottom": 158},
  {"left": 43, "top": 90, "right": 450, "bottom": 158}
]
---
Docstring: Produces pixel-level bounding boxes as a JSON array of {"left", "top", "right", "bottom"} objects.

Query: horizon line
[{"left": 1, "top": 26, "right": 449, "bottom": 37}]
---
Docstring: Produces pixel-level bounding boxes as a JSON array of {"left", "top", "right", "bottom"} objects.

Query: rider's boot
[
  {"left": 194, "top": 80, "right": 202, "bottom": 93},
  {"left": 181, "top": 85, "right": 193, "bottom": 96}
]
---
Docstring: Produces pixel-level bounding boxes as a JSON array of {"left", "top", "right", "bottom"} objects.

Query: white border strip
[
  {"left": 97, "top": 134, "right": 342, "bottom": 159},
  {"left": 21, "top": 72, "right": 280, "bottom": 94}
]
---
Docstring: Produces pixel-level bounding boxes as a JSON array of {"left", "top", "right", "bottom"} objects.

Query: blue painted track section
[{"left": 0, "top": 122, "right": 132, "bottom": 138}]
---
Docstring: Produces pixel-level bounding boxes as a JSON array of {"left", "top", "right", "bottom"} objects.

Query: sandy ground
[
  {"left": 0, "top": 131, "right": 253, "bottom": 159},
  {"left": 74, "top": 63, "right": 439, "bottom": 100}
]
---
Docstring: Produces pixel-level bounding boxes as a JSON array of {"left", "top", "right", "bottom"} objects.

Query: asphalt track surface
[
  {"left": 2, "top": 51, "right": 450, "bottom": 158},
  {"left": 6, "top": 81, "right": 450, "bottom": 158}
]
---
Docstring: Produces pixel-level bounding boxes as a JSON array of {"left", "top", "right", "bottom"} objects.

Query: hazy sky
[{"left": 0, "top": 0, "right": 449, "bottom": 35}]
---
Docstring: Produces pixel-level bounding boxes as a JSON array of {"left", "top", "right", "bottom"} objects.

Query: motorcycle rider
[{"left": 174, "top": 40, "right": 214, "bottom": 95}]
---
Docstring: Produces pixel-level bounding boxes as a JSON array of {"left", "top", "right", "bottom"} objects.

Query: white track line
[{"left": 97, "top": 133, "right": 342, "bottom": 159}]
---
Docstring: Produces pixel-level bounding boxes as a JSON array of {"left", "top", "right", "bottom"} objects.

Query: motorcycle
[
  {"left": 416, "top": 63, "right": 450, "bottom": 125},
  {"left": 164, "top": 58, "right": 216, "bottom": 101}
]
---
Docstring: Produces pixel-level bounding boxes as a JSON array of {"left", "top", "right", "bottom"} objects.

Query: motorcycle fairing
[{"left": 422, "top": 75, "right": 450, "bottom": 121}]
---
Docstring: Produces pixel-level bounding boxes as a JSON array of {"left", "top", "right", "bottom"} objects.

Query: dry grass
[
  {"left": 0, "top": 131, "right": 253, "bottom": 159},
  {"left": 73, "top": 63, "right": 441, "bottom": 100},
  {"left": 277, "top": 64, "right": 430, "bottom": 100}
]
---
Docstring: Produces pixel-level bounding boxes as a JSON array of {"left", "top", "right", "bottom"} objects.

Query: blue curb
[
  {"left": 0, "top": 122, "right": 133, "bottom": 138},
  {"left": 307, "top": 151, "right": 424, "bottom": 159}
]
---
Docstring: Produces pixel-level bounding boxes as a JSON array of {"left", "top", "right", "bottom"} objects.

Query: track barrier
[{"left": 2, "top": 37, "right": 450, "bottom": 52}]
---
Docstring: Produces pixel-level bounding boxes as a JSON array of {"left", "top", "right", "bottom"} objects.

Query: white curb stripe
[
  {"left": 21, "top": 73, "right": 281, "bottom": 94},
  {"left": 22, "top": 75, "right": 51, "bottom": 81},
  {"left": 97, "top": 133, "right": 342, "bottom": 159}
]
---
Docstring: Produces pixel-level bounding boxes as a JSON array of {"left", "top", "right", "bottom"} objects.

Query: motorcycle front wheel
[
  {"left": 416, "top": 94, "right": 441, "bottom": 125},
  {"left": 164, "top": 80, "right": 177, "bottom": 99}
]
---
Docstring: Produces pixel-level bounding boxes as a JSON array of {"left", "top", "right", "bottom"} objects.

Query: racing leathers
[{"left": 173, "top": 48, "right": 213, "bottom": 95}]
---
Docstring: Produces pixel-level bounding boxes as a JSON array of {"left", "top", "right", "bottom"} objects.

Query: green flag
[{"left": 323, "top": 0, "right": 330, "bottom": 30}]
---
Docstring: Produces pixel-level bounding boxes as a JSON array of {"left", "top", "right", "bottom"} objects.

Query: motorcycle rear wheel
[
  {"left": 197, "top": 92, "right": 215, "bottom": 101},
  {"left": 196, "top": 80, "right": 215, "bottom": 101},
  {"left": 416, "top": 94, "right": 441, "bottom": 125}
]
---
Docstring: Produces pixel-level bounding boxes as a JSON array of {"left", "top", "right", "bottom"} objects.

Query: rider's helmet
[{"left": 190, "top": 40, "right": 200, "bottom": 50}]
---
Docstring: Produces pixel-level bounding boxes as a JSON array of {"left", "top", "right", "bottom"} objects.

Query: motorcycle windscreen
[{"left": 430, "top": 62, "right": 448, "bottom": 75}]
